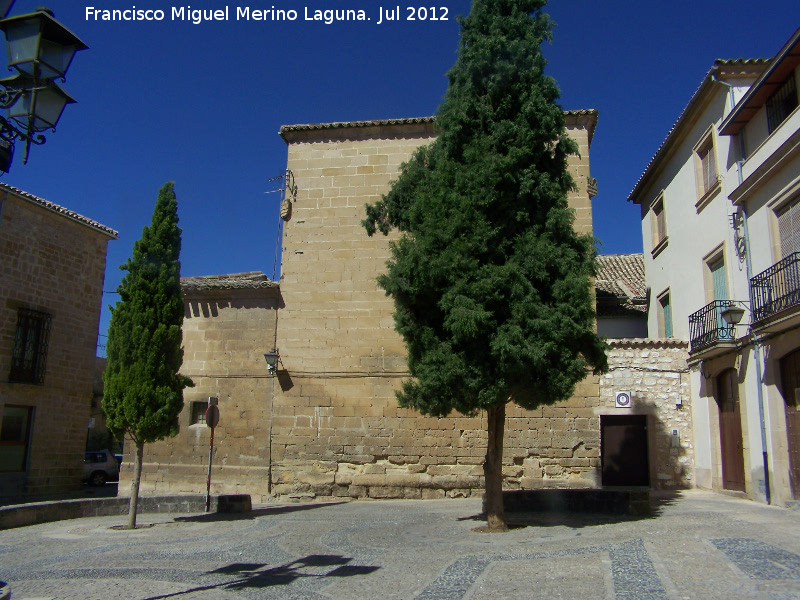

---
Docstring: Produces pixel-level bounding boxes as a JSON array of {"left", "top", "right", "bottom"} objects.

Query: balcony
[
  {"left": 751, "top": 251, "right": 800, "bottom": 324},
  {"left": 689, "top": 300, "right": 736, "bottom": 353}
]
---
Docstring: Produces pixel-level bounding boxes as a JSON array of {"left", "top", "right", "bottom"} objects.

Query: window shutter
[{"left": 778, "top": 199, "right": 800, "bottom": 258}]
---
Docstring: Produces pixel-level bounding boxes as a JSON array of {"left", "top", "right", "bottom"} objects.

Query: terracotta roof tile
[
  {"left": 181, "top": 271, "right": 278, "bottom": 291},
  {"left": 280, "top": 110, "right": 598, "bottom": 138},
  {"left": 596, "top": 253, "right": 646, "bottom": 313}
]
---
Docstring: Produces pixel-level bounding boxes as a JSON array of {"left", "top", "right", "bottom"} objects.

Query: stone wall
[
  {"left": 119, "top": 277, "right": 281, "bottom": 499},
  {"left": 0, "top": 190, "right": 115, "bottom": 498},
  {"left": 269, "top": 116, "right": 607, "bottom": 502},
  {"left": 123, "top": 118, "right": 694, "bottom": 503},
  {"left": 600, "top": 339, "right": 693, "bottom": 489}
]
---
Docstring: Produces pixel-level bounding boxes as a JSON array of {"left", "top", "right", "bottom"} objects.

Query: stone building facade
[
  {"left": 0, "top": 184, "right": 117, "bottom": 499},
  {"left": 124, "top": 116, "right": 695, "bottom": 503},
  {"left": 265, "top": 115, "right": 690, "bottom": 502},
  {"left": 120, "top": 273, "right": 281, "bottom": 498}
]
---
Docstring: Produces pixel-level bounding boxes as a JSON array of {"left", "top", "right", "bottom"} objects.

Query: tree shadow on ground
[
  {"left": 174, "top": 501, "right": 348, "bottom": 523},
  {"left": 140, "top": 553, "right": 379, "bottom": 599},
  {"left": 458, "top": 489, "right": 684, "bottom": 530}
]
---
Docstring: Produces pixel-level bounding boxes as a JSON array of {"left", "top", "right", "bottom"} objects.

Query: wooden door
[
  {"left": 717, "top": 369, "right": 746, "bottom": 492},
  {"left": 780, "top": 348, "right": 800, "bottom": 499},
  {"left": 601, "top": 415, "right": 650, "bottom": 487}
]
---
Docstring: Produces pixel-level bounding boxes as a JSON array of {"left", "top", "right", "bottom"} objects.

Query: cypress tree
[
  {"left": 364, "top": 0, "right": 607, "bottom": 531},
  {"left": 103, "top": 182, "right": 193, "bottom": 529}
]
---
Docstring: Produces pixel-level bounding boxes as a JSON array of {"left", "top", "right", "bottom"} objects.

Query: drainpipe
[
  {"left": 717, "top": 77, "right": 772, "bottom": 504},
  {"left": 737, "top": 167, "right": 772, "bottom": 506}
]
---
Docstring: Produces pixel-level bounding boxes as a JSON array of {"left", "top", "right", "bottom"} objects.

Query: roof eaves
[
  {"left": 181, "top": 271, "right": 279, "bottom": 292},
  {"left": 627, "top": 59, "right": 769, "bottom": 205},
  {"left": 720, "top": 26, "right": 800, "bottom": 135},
  {"left": 280, "top": 110, "right": 598, "bottom": 142},
  {"left": 0, "top": 182, "right": 118, "bottom": 239}
]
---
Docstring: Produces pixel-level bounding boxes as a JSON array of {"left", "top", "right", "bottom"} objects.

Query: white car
[{"left": 83, "top": 450, "right": 120, "bottom": 486}]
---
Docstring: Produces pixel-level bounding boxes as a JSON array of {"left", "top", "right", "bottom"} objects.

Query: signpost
[{"left": 205, "top": 397, "right": 219, "bottom": 513}]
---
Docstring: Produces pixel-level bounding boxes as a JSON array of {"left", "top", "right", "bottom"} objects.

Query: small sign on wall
[{"left": 615, "top": 391, "right": 632, "bottom": 408}]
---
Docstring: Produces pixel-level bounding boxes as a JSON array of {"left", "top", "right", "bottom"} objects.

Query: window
[
  {"left": 9, "top": 308, "right": 51, "bottom": 385},
  {"left": 191, "top": 401, "right": 207, "bottom": 425},
  {"left": 650, "top": 192, "right": 668, "bottom": 256},
  {"left": 767, "top": 74, "right": 798, "bottom": 134},
  {"left": 693, "top": 126, "right": 719, "bottom": 205},
  {"left": 777, "top": 196, "right": 800, "bottom": 258},
  {"left": 0, "top": 405, "right": 34, "bottom": 472},
  {"left": 698, "top": 142, "right": 718, "bottom": 195},
  {"left": 658, "top": 291, "right": 673, "bottom": 338}
]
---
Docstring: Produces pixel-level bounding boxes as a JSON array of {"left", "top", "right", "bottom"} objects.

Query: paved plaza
[{"left": 1, "top": 490, "right": 800, "bottom": 600}]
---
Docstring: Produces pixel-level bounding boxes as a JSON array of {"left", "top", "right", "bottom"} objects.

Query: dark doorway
[
  {"left": 601, "top": 414, "right": 650, "bottom": 487},
  {"left": 780, "top": 347, "right": 800, "bottom": 499},
  {"left": 716, "top": 369, "right": 746, "bottom": 492}
]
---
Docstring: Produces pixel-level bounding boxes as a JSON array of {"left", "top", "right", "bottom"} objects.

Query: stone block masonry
[
  {"left": 128, "top": 117, "right": 694, "bottom": 503},
  {"left": 269, "top": 116, "right": 618, "bottom": 502},
  {"left": 600, "top": 338, "right": 693, "bottom": 489},
  {"left": 0, "top": 187, "right": 116, "bottom": 500}
]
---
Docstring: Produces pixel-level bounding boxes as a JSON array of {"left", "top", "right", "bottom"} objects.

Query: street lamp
[
  {"left": 0, "top": 5, "right": 87, "bottom": 172},
  {"left": 264, "top": 349, "right": 280, "bottom": 375}
]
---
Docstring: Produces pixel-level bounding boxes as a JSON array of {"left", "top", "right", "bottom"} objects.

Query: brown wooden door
[
  {"left": 717, "top": 369, "right": 746, "bottom": 492},
  {"left": 780, "top": 347, "right": 800, "bottom": 499},
  {"left": 601, "top": 415, "right": 650, "bottom": 487}
]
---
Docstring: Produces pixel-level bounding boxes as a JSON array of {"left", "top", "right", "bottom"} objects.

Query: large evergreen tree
[
  {"left": 103, "top": 182, "right": 193, "bottom": 529},
  {"left": 364, "top": 0, "right": 607, "bottom": 531}
]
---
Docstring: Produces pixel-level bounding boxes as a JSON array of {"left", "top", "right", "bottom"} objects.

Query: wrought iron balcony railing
[
  {"left": 750, "top": 252, "right": 800, "bottom": 323},
  {"left": 689, "top": 300, "right": 735, "bottom": 352}
]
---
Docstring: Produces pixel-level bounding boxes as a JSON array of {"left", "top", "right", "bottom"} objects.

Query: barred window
[
  {"left": 767, "top": 74, "right": 798, "bottom": 134},
  {"left": 9, "top": 308, "right": 52, "bottom": 385},
  {"left": 777, "top": 196, "right": 800, "bottom": 258},
  {"left": 191, "top": 401, "right": 207, "bottom": 425}
]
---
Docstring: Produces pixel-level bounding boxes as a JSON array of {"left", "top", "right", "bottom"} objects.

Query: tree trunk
[
  {"left": 127, "top": 441, "right": 144, "bottom": 529},
  {"left": 483, "top": 403, "right": 508, "bottom": 531}
]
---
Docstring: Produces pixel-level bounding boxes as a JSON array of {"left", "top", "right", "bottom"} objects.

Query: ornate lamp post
[{"left": 0, "top": 4, "right": 87, "bottom": 172}]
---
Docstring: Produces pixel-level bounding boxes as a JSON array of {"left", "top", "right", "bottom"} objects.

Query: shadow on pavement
[
  {"left": 139, "top": 553, "right": 379, "bottom": 599},
  {"left": 458, "top": 489, "right": 684, "bottom": 529},
  {"left": 174, "top": 501, "right": 349, "bottom": 523}
]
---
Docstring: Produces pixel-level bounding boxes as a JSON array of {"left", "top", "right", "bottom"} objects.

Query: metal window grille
[
  {"left": 750, "top": 251, "right": 800, "bottom": 322},
  {"left": 9, "top": 308, "right": 51, "bottom": 385},
  {"left": 767, "top": 75, "right": 798, "bottom": 134},
  {"left": 191, "top": 402, "right": 207, "bottom": 425},
  {"left": 778, "top": 197, "right": 800, "bottom": 258}
]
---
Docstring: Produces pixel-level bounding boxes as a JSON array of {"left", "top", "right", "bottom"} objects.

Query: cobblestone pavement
[{"left": 1, "top": 490, "right": 799, "bottom": 600}]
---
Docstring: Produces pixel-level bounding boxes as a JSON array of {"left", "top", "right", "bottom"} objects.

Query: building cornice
[{"left": 280, "top": 110, "right": 598, "bottom": 146}]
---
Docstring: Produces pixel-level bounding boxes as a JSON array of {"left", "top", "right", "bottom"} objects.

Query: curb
[{"left": 0, "top": 494, "right": 251, "bottom": 530}]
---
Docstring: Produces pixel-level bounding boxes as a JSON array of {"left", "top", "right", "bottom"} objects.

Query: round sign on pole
[{"left": 205, "top": 404, "right": 220, "bottom": 428}]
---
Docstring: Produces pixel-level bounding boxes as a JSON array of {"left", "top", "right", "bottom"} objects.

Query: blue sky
[{"left": 3, "top": 0, "right": 799, "bottom": 352}]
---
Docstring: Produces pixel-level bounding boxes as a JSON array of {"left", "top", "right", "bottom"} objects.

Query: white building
[{"left": 629, "top": 26, "right": 800, "bottom": 506}]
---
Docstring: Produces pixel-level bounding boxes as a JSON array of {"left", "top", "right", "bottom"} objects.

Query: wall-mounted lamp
[
  {"left": 720, "top": 304, "right": 745, "bottom": 326},
  {"left": 264, "top": 349, "right": 280, "bottom": 375}
]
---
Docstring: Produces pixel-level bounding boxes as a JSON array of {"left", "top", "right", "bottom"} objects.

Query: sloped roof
[
  {"left": 181, "top": 272, "right": 278, "bottom": 291},
  {"left": 596, "top": 254, "right": 646, "bottom": 313},
  {"left": 628, "top": 59, "right": 770, "bottom": 204},
  {"left": 0, "top": 182, "right": 118, "bottom": 238}
]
